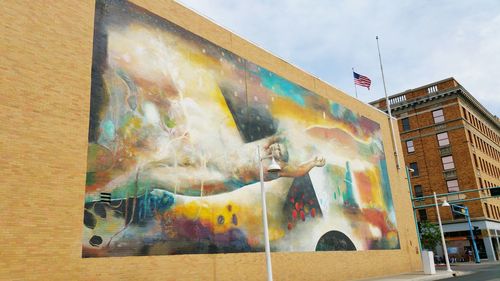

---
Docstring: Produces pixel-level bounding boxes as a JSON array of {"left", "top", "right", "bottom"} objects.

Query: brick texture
[{"left": 0, "top": 0, "right": 421, "bottom": 280}]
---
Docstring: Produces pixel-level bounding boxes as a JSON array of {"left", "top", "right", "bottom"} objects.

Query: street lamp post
[
  {"left": 257, "top": 145, "right": 281, "bottom": 281},
  {"left": 433, "top": 192, "right": 452, "bottom": 272},
  {"left": 442, "top": 201, "right": 480, "bottom": 263}
]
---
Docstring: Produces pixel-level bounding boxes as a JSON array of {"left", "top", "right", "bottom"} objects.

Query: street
[{"left": 441, "top": 262, "right": 500, "bottom": 281}]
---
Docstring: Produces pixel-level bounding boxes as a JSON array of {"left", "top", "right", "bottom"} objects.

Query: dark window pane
[
  {"left": 418, "top": 209, "right": 428, "bottom": 221},
  {"left": 410, "top": 162, "right": 419, "bottom": 176},
  {"left": 414, "top": 185, "right": 423, "bottom": 198},
  {"left": 402, "top": 118, "right": 410, "bottom": 131}
]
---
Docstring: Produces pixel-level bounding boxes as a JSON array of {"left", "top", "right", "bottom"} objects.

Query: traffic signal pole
[
  {"left": 409, "top": 186, "right": 499, "bottom": 263},
  {"left": 463, "top": 207, "right": 481, "bottom": 263}
]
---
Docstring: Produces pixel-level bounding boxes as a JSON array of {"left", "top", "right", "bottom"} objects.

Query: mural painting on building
[{"left": 82, "top": 0, "right": 400, "bottom": 257}]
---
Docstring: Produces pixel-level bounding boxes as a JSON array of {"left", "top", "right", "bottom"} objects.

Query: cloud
[{"left": 177, "top": 0, "right": 500, "bottom": 115}]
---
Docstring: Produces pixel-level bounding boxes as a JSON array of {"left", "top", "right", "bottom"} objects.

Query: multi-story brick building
[{"left": 370, "top": 77, "right": 500, "bottom": 262}]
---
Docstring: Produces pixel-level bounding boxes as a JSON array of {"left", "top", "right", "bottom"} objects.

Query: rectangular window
[
  {"left": 418, "top": 209, "right": 428, "bottom": 221},
  {"left": 485, "top": 203, "right": 490, "bottom": 218},
  {"left": 410, "top": 162, "right": 419, "bottom": 176},
  {"left": 437, "top": 132, "right": 450, "bottom": 147},
  {"left": 414, "top": 185, "right": 423, "bottom": 198},
  {"left": 406, "top": 140, "right": 415, "bottom": 153},
  {"left": 446, "top": 179, "right": 459, "bottom": 192},
  {"left": 402, "top": 118, "right": 410, "bottom": 131},
  {"left": 432, "top": 109, "right": 445, "bottom": 123},
  {"left": 442, "top": 155, "right": 455, "bottom": 170}
]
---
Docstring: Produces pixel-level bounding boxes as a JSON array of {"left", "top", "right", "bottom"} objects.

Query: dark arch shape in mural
[{"left": 315, "top": 231, "right": 356, "bottom": 251}]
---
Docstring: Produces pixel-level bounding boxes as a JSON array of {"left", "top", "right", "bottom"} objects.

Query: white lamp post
[
  {"left": 257, "top": 145, "right": 281, "bottom": 281},
  {"left": 433, "top": 192, "right": 452, "bottom": 272}
]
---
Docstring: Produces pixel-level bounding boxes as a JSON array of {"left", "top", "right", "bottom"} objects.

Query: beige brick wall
[{"left": 0, "top": 0, "right": 421, "bottom": 280}]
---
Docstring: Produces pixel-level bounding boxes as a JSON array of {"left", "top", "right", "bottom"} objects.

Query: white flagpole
[
  {"left": 352, "top": 67, "right": 358, "bottom": 98},
  {"left": 376, "top": 36, "right": 400, "bottom": 170}
]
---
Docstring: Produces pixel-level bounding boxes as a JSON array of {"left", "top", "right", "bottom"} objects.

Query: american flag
[{"left": 353, "top": 71, "right": 371, "bottom": 90}]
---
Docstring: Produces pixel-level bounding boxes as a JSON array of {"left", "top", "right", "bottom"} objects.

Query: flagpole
[
  {"left": 376, "top": 36, "right": 400, "bottom": 170},
  {"left": 352, "top": 67, "right": 358, "bottom": 98}
]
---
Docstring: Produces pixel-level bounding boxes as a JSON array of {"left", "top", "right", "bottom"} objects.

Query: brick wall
[{"left": 0, "top": 0, "right": 421, "bottom": 280}]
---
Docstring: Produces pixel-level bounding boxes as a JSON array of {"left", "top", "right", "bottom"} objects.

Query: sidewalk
[
  {"left": 357, "top": 270, "right": 469, "bottom": 281},
  {"left": 357, "top": 260, "right": 498, "bottom": 281},
  {"left": 358, "top": 261, "right": 500, "bottom": 281},
  {"left": 362, "top": 270, "right": 462, "bottom": 281}
]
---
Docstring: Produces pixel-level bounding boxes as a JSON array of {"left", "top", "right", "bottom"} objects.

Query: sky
[{"left": 176, "top": 0, "right": 500, "bottom": 116}]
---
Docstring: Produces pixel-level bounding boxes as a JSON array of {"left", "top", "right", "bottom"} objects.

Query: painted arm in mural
[
  {"left": 89, "top": 136, "right": 326, "bottom": 201},
  {"left": 278, "top": 156, "right": 326, "bottom": 178},
  {"left": 261, "top": 139, "right": 325, "bottom": 179}
]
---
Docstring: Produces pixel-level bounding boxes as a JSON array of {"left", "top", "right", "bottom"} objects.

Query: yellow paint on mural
[
  {"left": 271, "top": 97, "right": 332, "bottom": 127},
  {"left": 172, "top": 200, "right": 241, "bottom": 233},
  {"left": 367, "top": 168, "right": 384, "bottom": 209}
]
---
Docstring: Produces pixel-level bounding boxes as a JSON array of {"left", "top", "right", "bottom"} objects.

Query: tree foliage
[{"left": 420, "top": 221, "right": 441, "bottom": 251}]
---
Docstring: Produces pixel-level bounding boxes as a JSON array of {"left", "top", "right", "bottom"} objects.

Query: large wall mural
[{"left": 83, "top": 0, "right": 400, "bottom": 257}]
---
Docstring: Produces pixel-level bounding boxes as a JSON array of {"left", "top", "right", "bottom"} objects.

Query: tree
[{"left": 420, "top": 221, "right": 441, "bottom": 251}]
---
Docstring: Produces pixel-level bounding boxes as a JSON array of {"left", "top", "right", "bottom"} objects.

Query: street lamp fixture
[
  {"left": 267, "top": 156, "right": 281, "bottom": 173},
  {"left": 257, "top": 145, "right": 281, "bottom": 281}
]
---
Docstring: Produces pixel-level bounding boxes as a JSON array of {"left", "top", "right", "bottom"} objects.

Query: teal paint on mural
[
  {"left": 256, "top": 67, "right": 310, "bottom": 106},
  {"left": 102, "top": 120, "right": 115, "bottom": 140}
]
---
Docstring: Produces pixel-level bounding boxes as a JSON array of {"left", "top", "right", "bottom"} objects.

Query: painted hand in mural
[{"left": 278, "top": 156, "right": 326, "bottom": 178}]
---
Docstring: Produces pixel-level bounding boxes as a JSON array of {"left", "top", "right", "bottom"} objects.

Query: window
[
  {"left": 441, "top": 156, "right": 455, "bottom": 170},
  {"left": 418, "top": 209, "right": 428, "bottom": 221},
  {"left": 485, "top": 203, "right": 490, "bottom": 218},
  {"left": 414, "top": 185, "right": 423, "bottom": 198},
  {"left": 432, "top": 109, "right": 445, "bottom": 123},
  {"left": 402, "top": 118, "right": 410, "bottom": 131},
  {"left": 446, "top": 179, "right": 459, "bottom": 192},
  {"left": 409, "top": 162, "right": 419, "bottom": 176},
  {"left": 437, "top": 132, "right": 450, "bottom": 147},
  {"left": 406, "top": 140, "right": 415, "bottom": 153}
]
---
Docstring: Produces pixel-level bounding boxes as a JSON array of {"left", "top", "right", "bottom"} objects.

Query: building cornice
[{"left": 370, "top": 82, "right": 499, "bottom": 131}]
